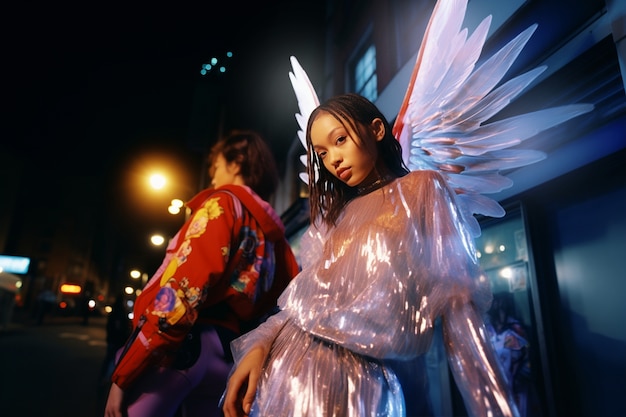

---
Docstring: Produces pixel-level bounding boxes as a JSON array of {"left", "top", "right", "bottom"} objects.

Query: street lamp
[
  {"left": 168, "top": 199, "right": 185, "bottom": 215},
  {"left": 146, "top": 171, "right": 193, "bottom": 218},
  {"left": 149, "top": 173, "right": 167, "bottom": 190},
  {"left": 130, "top": 269, "right": 149, "bottom": 287},
  {"left": 150, "top": 234, "right": 165, "bottom": 247}
]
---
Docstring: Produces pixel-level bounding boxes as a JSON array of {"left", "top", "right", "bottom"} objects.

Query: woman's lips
[{"left": 336, "top": 167, "right": 351, "bottom": 181}]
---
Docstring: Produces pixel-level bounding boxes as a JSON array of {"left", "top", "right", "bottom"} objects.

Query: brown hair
[
  {"left": 209, "top": 129, "right": 279, "bottom": 201},
  {"left": 305, "top": 93, "right": 408, "bottom": 226}
]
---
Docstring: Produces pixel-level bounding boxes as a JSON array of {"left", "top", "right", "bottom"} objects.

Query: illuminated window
[{"left": 352, "top": 44, "right": 377, "bottom": 102}]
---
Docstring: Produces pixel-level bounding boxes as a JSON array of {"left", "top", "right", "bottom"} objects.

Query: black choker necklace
[{"left": 356, "top": 175, "right": 394, "bottom": 195}]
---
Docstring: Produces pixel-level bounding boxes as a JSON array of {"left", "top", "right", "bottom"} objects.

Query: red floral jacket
[{"left": 111, "top": 185, "right": 299, "bottom": 390}]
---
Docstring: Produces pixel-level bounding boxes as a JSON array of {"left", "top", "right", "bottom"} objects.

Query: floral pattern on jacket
[{"left": 111, "top": 185, "right": 299, "bottom": 390}]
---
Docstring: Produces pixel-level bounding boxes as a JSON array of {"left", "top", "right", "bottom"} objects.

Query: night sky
[
  {"left": 4, "top": 1, "right": 326, "bottom": 275},
  {"left": 6, "top": 1, "right": 326, "bottom": 166}
]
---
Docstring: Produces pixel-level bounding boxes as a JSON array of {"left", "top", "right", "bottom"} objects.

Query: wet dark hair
[
  {"left": 305, "top": 93, "right": 409, "bottom": 226},
  {"left": 209, "top": 129, "right": 279, "bottom": 201}
]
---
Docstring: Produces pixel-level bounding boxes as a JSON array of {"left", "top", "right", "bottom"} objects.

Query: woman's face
[
  {"left": 310, "top": 112, "right": 379, "bottom": 187},
  {"left": 210, "top": 153, "right": 240, "bottom": 189}
]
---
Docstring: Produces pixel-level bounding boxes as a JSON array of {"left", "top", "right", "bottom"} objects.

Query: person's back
[
  {"left": 99, "top": 295, "right": 131, "bottom": 385},
  {"left": 104, "top": 130, "right": 299, "bottom": 417},
  {"left": 106, "top": 296, "right": 131, "bottom": 348}
]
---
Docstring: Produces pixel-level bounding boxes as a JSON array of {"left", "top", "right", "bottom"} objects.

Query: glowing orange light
[{"left": 60, "top": 283, "right": 82, "bottom": 294}]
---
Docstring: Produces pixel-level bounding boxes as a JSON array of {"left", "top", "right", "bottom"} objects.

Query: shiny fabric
[{"left": 229, "top": 170, "right": 519, "bottom": 417}]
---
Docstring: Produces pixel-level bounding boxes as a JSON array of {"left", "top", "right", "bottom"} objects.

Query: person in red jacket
[{"left": 104, "top": 130, "right": 300, "bottom": 417}]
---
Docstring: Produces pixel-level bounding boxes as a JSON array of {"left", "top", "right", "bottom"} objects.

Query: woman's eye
[
  {"left": 336, "top": 136, "right": 346, "bottom": 144},
  {"left": 317, "top": 151, "right": 327, "bottom": 159}
]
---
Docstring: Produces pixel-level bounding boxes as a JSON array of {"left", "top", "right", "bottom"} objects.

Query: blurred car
[{"left": 0, "top": 271, "right": 23, "bottom": 329}]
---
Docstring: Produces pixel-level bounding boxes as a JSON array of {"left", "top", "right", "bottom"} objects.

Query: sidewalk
[
  {"left": 1, "top": 307, "right": 106, "bottom": 333},
  {"left": 0, "top": 307, "right": 110, "bottom": 417}
]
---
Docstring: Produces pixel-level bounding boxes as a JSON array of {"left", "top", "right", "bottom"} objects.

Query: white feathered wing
[
  {"left": 289, "top": 55, "right": 320, "bottom": 185},
  {"left": 392, "top": 0, "right": 593, "bottom": 236}
]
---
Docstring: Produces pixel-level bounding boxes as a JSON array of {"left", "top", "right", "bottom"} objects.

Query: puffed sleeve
[
  {"left": 443, "top": 298, "right": 520, "bottom": 417},
  {"left": 408, "top": 170, "right": 491, "bottom": 314},
  {"left": 419, "top": 172, "right": 519, "bottom": 417}
]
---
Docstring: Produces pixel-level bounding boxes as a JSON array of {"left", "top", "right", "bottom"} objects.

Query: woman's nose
[{"left": 329, "top": 151, "right": 342, "bottom": 167}]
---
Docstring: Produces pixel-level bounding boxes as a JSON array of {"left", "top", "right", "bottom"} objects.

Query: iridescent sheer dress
[{"left": 228, "top": 170, "right": 518, "bottom": 417}]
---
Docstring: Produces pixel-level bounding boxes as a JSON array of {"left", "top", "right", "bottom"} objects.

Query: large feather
[
  {"left": 289, "top": 56, "right": 320, "bottom": 184},
  {"left": 392, "top": 0, "right": 593, "bottom": 235}
]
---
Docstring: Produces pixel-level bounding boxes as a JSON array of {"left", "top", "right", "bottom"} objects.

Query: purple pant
[{"left": 121, "top": 326, "right": 232, "bottom": 417}]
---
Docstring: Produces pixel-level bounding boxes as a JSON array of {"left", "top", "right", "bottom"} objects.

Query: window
[
  {"left": 473, "top": 204, "right": 547, "bottom": 417},
  {"left": 352, "top": 44, "right": 377, "bottom": 102}
]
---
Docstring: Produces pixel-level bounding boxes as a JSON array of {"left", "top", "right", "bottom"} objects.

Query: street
[{"left": 0, "top": 312, "right": 109, "bottom": 417}]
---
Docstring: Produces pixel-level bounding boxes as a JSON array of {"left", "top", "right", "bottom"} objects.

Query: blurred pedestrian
[
  {"left": 80, "top": 293, "right": 92, "bottom": 325},
  {"left": 104, "top": 130, "right": 300, "bottom": 417},
  {"left": 99, "top": 294, "right": 132, "bottom": 386},
  {"left": 34, "top": 287, "right": 56, "bottom": 325}
]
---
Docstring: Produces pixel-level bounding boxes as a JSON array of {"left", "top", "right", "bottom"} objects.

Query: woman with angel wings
[{"left": 222, "top": 0, "right": 592, "bottom": 416}]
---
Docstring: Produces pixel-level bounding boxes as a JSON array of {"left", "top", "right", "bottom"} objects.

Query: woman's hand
[
  {"left": 222, "top": 347, "right": 266, "bottom": 417},
  {"left": 104, "top": 382, "right": 125, "bottom": 417}
]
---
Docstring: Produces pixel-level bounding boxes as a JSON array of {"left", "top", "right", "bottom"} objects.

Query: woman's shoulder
[
  {"left": 398, "top": 169, "right": 447, "bottom": 187},
  {"left": 187, "top": 187, "right": 245, "bottom": 221},
  {"left": 187, "top": 186, "right": 247, "bottom": 212},
  {"left": 392, "top": 170, "right": 457, "bottom": 208}
]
